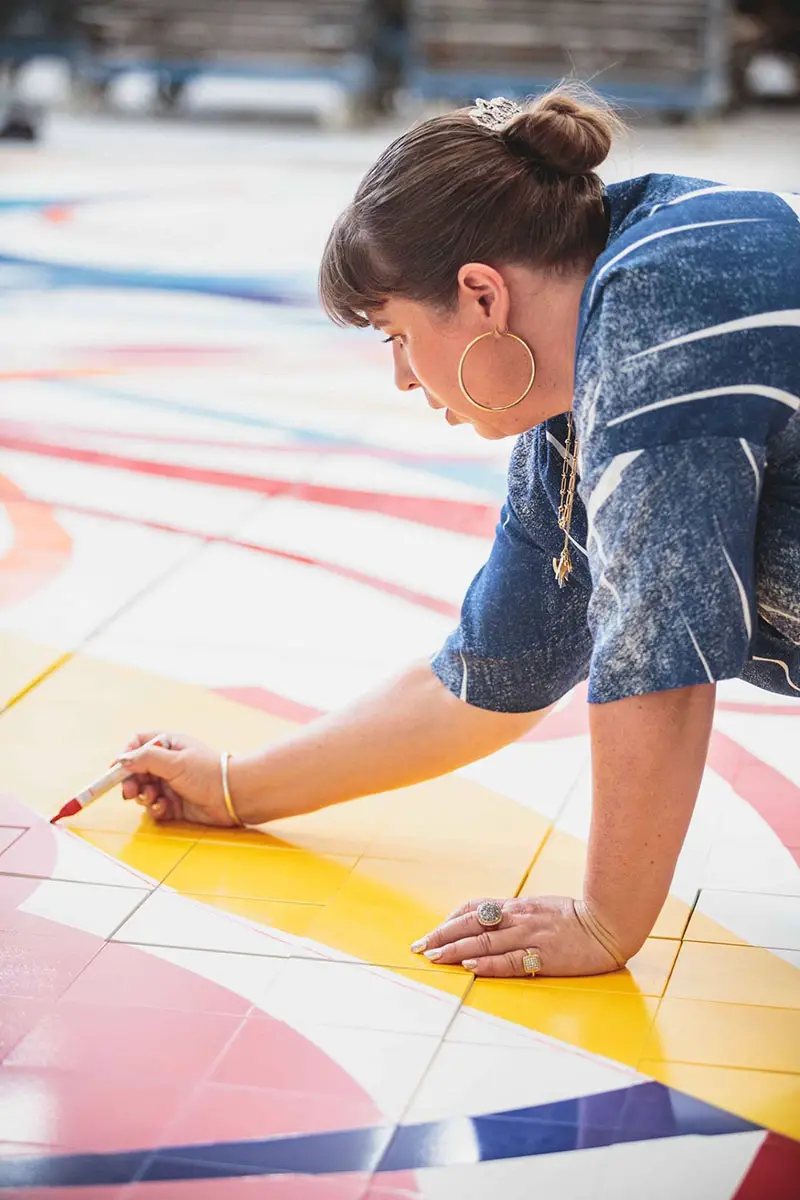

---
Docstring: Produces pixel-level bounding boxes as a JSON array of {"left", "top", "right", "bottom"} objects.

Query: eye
[{"left": 382, "top": 335, "right": 397, "bottom": 344}]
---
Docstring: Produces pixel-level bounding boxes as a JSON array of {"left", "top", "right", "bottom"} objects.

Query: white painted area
[
  {"left": 18, "top": 878, "right": 149, "bottom": 939},
  {"left": 0, "top": 451, "right": 266, "bottom": 538},
  {"left": 259, "top": 956, "right": 464, "bottom": 1037},
  {"left": 0, "top": 825, "right": 153, "bottom": 890},
  {"left": 142, "top": 944, "right": 287, "bottom": 1008},
  {"left": 411, "top": 1132, "right": 764, "bottom": 1200},
  {"left": 112, "top": 887, "right": 302, "bottom": 957},
  {"left": 690, "top": 889, "right": 800, "bottom": 952},
  {"left": 714, "top": 710, "right": 800, "bottom": 784},
  {"left": 458, "top": 738, "right": 590, "bottom": 823},
  {"left": 85, "top": 541, "right": 453, "bottom": 710},
  {"left": 403, "top": 1036, "right": 638, "bottom": 1123},
  {"left": 0, "top": 508, "right": 196, "bottom": 649},
  {"left": 236, "top": 496, "right": 488, "bottom": 605}
]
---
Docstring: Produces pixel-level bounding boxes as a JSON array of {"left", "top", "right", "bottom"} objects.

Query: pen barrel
[{"left": 73, "top": 762, "right": 128, "bottom": 807}]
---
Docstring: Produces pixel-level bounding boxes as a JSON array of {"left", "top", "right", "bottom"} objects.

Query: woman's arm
[
  {"left": 120, "top": 661, "right": 549, "bottom": 825},
  {"left": 413, "top": 683, "right": 716, "bottom": 976},
  {"left": 584, "top": 683, "right": 716, "bottom": 959},
  {"left": 230, "top": 661, "right": 547, "bottom": 823}
]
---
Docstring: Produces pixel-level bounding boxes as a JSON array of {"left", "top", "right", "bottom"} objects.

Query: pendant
[{"left": 552, "top": 549, "right": 572, "bottom": 588}]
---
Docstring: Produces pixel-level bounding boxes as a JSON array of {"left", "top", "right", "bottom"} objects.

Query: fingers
[
  {"left": 422, "top": 926, "right": 528, "bottom": 966},
  {"left": 119, "top": 731, "right": 163, "bottom": 760},
  {"left": 415, "top": 906, "right": 513, "bottom": 953},
  {"left": 461, "top": 948, "right": 541, "bottom": 978},
  {"left": 118, "top": 743, "right": 178, "bottom": 781},
  {"left": 443, "top": 897, "right": 504, "bottom": 923}
]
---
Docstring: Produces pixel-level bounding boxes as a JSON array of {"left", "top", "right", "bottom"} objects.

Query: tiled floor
[{"left": 0, "top": 110, "right": 799, "bottom": 1198}]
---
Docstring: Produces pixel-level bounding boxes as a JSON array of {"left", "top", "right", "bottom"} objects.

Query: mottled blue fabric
[{"left": 432, "top": 174, "right": 800, "bottom": 710}]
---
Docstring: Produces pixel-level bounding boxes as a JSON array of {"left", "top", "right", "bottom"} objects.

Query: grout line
[
  {"left": 0, "top": 870, "right": 152, "bottom": 891},
  {"left": 637, "top": 1058, "right": 800, "bottom": 1078},
  {"left": 0, "top": 523, "right": 210, "bottom": 718}
]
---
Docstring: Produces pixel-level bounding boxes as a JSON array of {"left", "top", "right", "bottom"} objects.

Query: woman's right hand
[{"left": 118, "top": 731, "right": 240, "bottom": 827}]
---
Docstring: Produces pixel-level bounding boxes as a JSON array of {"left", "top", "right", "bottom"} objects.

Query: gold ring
[{"left": 522, "top": 949, "right": 541, "bottom": 976}]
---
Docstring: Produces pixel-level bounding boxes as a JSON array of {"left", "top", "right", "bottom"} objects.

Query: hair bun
[{"left": 501, "top": 90, "right": 615, "bottom": 176}]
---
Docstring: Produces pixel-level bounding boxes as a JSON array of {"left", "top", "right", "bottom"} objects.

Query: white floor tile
[
  {"left": 290, "top": 1024, "right": 442, "bottom": 1121},
  {"left": 112, "top": 887, "right": 302, "bottom": 956},
  {"left": 142, "top": 944, "right": 287, "bottom": 1009},
  {"left": 261, "top": 958, "right": 464, "bottom": 1036},
  {"left": 16, "top": 878, "right": 149, "bottom": 938},
  {"left": 403, "top": 1038, "right": 637, "bottom": 1124},
  {"left": 688, "top": 888, "right": 800, "bottom": 950}
]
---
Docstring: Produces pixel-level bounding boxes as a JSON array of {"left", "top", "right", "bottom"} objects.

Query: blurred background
[{"left": 1, "top": 0, "right": 800, "bottom": 136}]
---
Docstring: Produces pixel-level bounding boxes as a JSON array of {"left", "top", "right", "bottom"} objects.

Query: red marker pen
[{"left": 50, "top": 734, "right": 171, "bottom": 824}]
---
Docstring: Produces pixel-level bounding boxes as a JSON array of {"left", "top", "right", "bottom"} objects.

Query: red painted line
[
  {"left": 214, "top": 686, "right": 323, "bottom": 724},
  {"left": 707, "top": 729, "right": 800, "bottom": 865},
  {"left": 0, "top": 493, "right": 459, "bottom": 619},
  {"left": 0, "top": 416, "right": 492, "bottom": 466},
  {"left": 734, "top": 1132, "right": 800, "bottom": 1200},
  {"left": 716, "top": 700, "right": 800, "bottom": 717},
  {"left": 0, "top": 434, "right": 498, "bottom": 537}
]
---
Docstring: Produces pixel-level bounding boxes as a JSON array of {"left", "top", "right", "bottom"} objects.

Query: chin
[{"left": 473, "top": 424, "right": 510, "bottom": 441}]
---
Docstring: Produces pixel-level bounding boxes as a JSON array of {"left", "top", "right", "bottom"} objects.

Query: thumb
[{"left": 119, "top": 745, "right": 179, "bottom": 781}]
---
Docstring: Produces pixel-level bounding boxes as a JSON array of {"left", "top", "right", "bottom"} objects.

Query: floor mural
[{"left": 0, "top": 119, "right": 798, "bottom": 1198}]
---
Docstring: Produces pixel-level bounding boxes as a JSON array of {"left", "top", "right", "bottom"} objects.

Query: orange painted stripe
[{"left": 0, "top": 476, "right": 72, "bottom": 608}]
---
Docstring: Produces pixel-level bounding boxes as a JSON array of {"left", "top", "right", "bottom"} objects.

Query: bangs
[{"left": 318, "top": 207, "right": 395, "bottom": 328}]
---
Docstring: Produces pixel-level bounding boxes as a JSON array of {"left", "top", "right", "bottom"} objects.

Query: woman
[{"left": 119, "top": 89, "right": 800, "bottom": 978}]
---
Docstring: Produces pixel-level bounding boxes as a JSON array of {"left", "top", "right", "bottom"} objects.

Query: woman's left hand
[{"left": 411, "top": 895, "right": 624, "bottom": 978}]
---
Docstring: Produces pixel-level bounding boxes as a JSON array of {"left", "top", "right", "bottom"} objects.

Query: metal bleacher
[
  {"left": 0, "top": 0, "right": 731, "bottom": 122},
  {"left": 75, "top": 0, "right": 373, "bottom": 102},
  {"left": 407, "top": 0, "right": 730, "bottom": 118}
]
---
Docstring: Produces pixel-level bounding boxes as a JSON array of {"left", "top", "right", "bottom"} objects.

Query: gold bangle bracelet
[{"left": 220, "top": 751, "right": 243, "bottom": 827}]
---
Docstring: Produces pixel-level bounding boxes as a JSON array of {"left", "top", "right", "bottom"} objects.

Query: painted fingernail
[
  {"left": 424, "top": 948, "right": 441, "bottom": 961},
  {"left": 462, "top": 959, "right": 478, "bottom": 970},
  {"left": 410, "top": 939, "right": 427, "bottom": 953}
]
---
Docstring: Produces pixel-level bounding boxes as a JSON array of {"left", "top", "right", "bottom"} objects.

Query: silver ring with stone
[{"left": 476, "top": 900, "right": 504, "bottom": 928}]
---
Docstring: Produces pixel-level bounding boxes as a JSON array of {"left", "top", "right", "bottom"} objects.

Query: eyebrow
[{"left": 371, "top": 318, "right": 388, "bottom": 330}]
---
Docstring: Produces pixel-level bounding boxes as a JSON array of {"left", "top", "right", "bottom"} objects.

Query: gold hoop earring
[{"left": 457, "top": 327, "right": 536, "bottom": 413}]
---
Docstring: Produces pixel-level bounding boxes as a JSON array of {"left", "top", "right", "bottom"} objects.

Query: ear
[{"left": 456, "top": 263, "right": 511, "bottom": 331}]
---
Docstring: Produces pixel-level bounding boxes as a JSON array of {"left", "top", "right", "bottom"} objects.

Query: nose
[{"left": 392, "top": 343, "right": 421, "bottom": 394}]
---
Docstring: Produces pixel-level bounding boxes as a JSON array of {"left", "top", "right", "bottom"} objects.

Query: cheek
[{"left": 409, "top": 339, "right": 460, "bottom": 400}]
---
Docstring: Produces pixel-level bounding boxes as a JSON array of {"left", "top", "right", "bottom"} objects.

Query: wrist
[
  {"left": 226, "top": 752, "right": 271, "bottom": 826},
  {"left": 573, "top": 898, "right": 636, "bottom": 966}
]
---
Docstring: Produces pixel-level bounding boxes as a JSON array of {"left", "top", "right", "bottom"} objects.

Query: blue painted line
[
  {"left": 0, "top": 254, "right": 314, "bottom": 308},
  {"left": 0, "top": 1083, "right": 758, "bottom": 1190},
  {"left": 49, "top": 378, "right": 508, "bottom": 497},
  {"left": 0, "top": 199, "right": 78, "bottom": 212}
]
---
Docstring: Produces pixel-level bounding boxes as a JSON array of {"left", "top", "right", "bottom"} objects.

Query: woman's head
[{"left": 320, "top": 86, "right": 620, "bottom": 438}]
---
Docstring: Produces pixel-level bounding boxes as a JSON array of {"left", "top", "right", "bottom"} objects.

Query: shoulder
[
  {"left": 585, "top": 176, "right": 800, "bottom": 332},
  {"left": 574, "top": 178, "right": 800, "bottom": 452}
]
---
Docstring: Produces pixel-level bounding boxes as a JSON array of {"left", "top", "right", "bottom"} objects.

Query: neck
[{"left": 504, "top": 263, "right": 589, "bottom": 431}]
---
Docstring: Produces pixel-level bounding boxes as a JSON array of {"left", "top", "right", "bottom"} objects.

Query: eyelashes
[{"left": 382, "top": 335, "right": 396, "bottom": 344}]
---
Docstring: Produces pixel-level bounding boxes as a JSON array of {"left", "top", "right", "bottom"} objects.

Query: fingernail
[
  {"left": 462, "top": 959, "right": 478, "bottom": 970},
  {"left": 423, "top": 948, "right": 441, "bottom": 961},
  {"left": 118, "top": 756, "right": 132, "bottom": 767},
  {"left": 410, "top": 939, "right": 427, "bottom": 953}
]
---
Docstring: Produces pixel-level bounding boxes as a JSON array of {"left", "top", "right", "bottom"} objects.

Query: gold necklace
[{"left": 552, "top": 414, "right": 579, "bottom": 588}]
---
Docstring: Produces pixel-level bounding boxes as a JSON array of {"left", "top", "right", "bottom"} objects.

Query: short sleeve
[
  {"left": 431, "top": 499, "right": 593, "bottom": 713},
  {"left": 576, "top": 246, "right": 795, "bottom": 702},
  {"left": 582, "top": 437, "right": 761, "bottom": 702}
]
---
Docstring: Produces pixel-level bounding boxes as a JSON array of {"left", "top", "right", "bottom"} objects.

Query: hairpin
[{"left": 469, "top": 96, "right": 522, "bottom": 132}]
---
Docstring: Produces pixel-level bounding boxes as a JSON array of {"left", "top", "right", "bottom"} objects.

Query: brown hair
[{"left": 320, "top": 85, "right": 621, "bottom": 328}]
